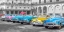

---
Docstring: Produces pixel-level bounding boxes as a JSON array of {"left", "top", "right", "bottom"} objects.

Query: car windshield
[
  {"left": 48, "top": 17, "right": 61, "bottom": 21},
  {"left": 38, "top": 15, "right": 47, "bottom": 18}
]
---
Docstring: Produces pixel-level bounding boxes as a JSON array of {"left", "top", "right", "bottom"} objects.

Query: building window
[
  {"left": 38, "top": 7, "right": 42, "bottom": 13},
  {"left": 28, "top": 7, "right": 29, "bottom": 8},
  {"left": 7, "top": 7, "right": 9, "bottom": 8},
  {"left": 50, "top": 0, "right": 52, "bottom": 2},
  {"left": 16, "top": 7, "right": 17, "bottom": 9},
  {"left": 39, "top": 0, "right": 41, "bottom": 3},
  {"left": 19, "top": 11, "right": 20, "bottom": 14},
  {"left": 24, "top": 7, "right": 26, "bottom": 9},
  {"left": 6, "top": 11, "right": 9, "bottom": 14},
  {"left": 16, "top": 0, "right": 17, "bottom": 1},
  {"left": 49, "top": 13, "right": 53, "bottom": 16},
  {"left": 27, "top": 11, "right": 30, "bottom": 15},
  {"left": 12, "top": 1, "right": 13, "bottom": 4},
  {"left": 20, "top": 7, "right": 21, "bottom": 8},
  {"left": 62, "top": 13, "right": 64, "bottom": 17},
  {"left": 56, "top": 0, "right": 59, "bottom": 1},
  {"left": 55, "top": 13, "right": 60, "bottom": 16},
  {"left": 15, "top": 11, "right": 18, "bottom": 14},
  {"left": 7, "top": 0, "right": 9, "bottom": 1},
  {"left": 43, "top": 6, "right": 47, "bottom": 14},
  {"left": 44, "top": 0, "right": 46, "bottom": 3},
  {"left": 11, "top": 11, "right": 14, "bottom": 14},
  {"left": 24, "top": 0, "right": 26, "bottom": 3}
]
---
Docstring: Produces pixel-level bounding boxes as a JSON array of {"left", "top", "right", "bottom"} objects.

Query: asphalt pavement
[{"left": 0, "top": 20, "right": 64, "bottom": 32}]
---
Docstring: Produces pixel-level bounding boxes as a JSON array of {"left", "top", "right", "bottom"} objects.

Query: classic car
[
  {"left": 1, "top": 14, "right": 10, "bottom": 21},
  {"left": 31, "top": 15, "right": 50, "bottom": 26},
  {"left": 5, "top": 14, "right": 16, "bottom": 22},
  {"left": 19, "top": 15, "right": 33, "bottom": 24},
  {"left": 43, "top": 16, "right": 64, "bottom": 29},
  {"left": 11, "top": 15, "right": 23, "bottom": 23}
]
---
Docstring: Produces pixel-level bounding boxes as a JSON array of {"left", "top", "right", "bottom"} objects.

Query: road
[{"left": 0, "top": 20, "right": 64, "bottom": 32}]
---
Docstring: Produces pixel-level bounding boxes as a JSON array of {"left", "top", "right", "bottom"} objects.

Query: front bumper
[
  {"left": 1, "top": 18, "right": 6, "bottom": 20},
  {"left": 45, "top": 25, "right": 60, "bottom": 27},
  {"left": 44, "top": 23, "right": 60, "bottom": 27},
  {"left": 32, "top": 22, "right": 43, "bottom": 25}
]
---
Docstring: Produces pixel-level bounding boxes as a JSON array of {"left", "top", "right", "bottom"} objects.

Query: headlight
[
  {"left": 38, "top": 20, "right": 42, "bottom": 22},
  {"left": 38, "top": 20, "right": 41, "bottom": 21}
]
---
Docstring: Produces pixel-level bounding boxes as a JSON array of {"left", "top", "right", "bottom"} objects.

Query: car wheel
[
  {"left": 13, "top": 21, "right": 15, "bottom": 23},
  {"left": 17, "top": 21, "right": 20, "bottom": 23},
  {"left": 57, "top": 26, "right": 62, "bottom": 29},
  {"left": 45, "top": 26, "right": 48, "bottom": 29},
  {"left": 2, "top": 20, "right": 5, "bottom": 21},
  {"left": 33, "top": 24, "right": 35, "bottom": 26},
  {"left": 57, "top": 23, "right": 62, "bottom": 29},
  {"left": 21, "top": 22, "right": 23, "bottom": 24},
  {"left": 7, "top": 21, "right": 9, "bottom": 22}
]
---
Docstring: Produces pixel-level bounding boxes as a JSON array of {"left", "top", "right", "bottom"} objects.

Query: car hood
[
  {"left": 44, "top": 17, "right": 61, "bottom": 23},
  {"left": 37, "top": 17, "right": 47, "bottom": 21}
]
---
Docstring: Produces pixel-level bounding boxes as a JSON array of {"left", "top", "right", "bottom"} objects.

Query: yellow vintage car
[{"left": 31, "top": 15, "right": 50, "bottom": 26}]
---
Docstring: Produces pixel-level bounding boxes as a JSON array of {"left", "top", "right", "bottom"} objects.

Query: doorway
[{"left": 43, "top": 6, "right": 47, "bottom": 15}]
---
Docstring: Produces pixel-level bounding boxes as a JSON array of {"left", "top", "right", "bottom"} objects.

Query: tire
[
  {"left": 33, "top": 24, "right": 35, "bottom": 26},
  {"left": 57, "top": 23, "right": 62, "bottom": 29},
  {"left": 13, "top": 21, "right": 15, "bottom": 23},
  {"left": 21, "top": 22, "right": 23, "bottom": 24},
  {"left": 45, "top": 26, "right": 48, "bottom": 29},
  {"left": 7, "top": 21, "right": 9, "bottom": 22},
  {"left": 2, "top": 20, "right": 5, "bottom": 21},
  {"left": 17, "top": 21, "right": 20, "bottom": 23},
  {"left": 57, "top": 26, "right": 62, "bottom": 29}
]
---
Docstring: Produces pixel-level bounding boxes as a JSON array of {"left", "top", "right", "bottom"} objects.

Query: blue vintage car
[
  {"left": 19, "top": 15, "right": 33, "bottom": 24},
  {"left": 43, "top": 16, "right": 64, "bottom": 29},
  {"left": 11, "top": 15, "right": 24, "bottom": 23}
]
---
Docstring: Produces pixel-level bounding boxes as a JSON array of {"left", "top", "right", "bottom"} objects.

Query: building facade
[
  {"left": 0, "top": 0, "right": 64, "bottom": 17},
  {"left": 32, "top": 0, "right": 64, "bottom": 17},
  {"left": 0, "top": 0, "right": 32, "bottom": 15}
]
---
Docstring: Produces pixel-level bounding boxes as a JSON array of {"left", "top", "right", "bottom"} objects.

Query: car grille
[
  {"left": 48, "top": 24, "right": 53, "bottom": 25},
  {"left": 46, "top": 23, "right": 55, "bottom": 25},
  {"left": 35, "top": 21, "right": 42, "bottom": 24}
]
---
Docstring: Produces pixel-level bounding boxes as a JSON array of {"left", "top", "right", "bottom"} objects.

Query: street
[{"left": 0, "top": 20, "right": 64, "bottom": 32}]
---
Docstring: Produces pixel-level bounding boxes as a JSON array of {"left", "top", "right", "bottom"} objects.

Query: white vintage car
[{"left": 1, "top": 14, "right": 9, "bottom": 21}]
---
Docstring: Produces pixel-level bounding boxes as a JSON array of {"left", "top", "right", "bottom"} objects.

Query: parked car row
[{"left": 1, "top": 14, "right": 64, "bottom": 29}]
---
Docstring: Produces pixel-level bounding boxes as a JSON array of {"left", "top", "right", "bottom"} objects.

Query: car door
[{"left": 60, "top": 19, "right": 64, "bottom": 26}]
